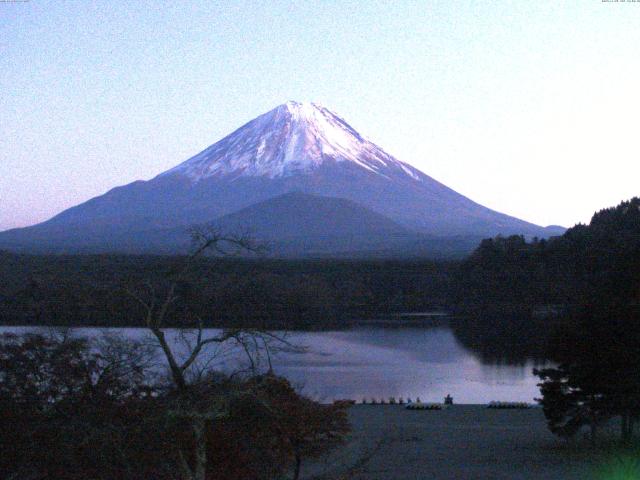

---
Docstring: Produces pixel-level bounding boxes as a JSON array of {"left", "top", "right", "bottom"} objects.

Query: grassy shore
[{"left": 303, "top": 405, "right": 635, "bottom": 480}]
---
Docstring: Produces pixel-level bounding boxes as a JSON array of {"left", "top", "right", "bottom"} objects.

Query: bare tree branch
[{"left": 121, "top": 228, "right": 293, "bottom": 480}]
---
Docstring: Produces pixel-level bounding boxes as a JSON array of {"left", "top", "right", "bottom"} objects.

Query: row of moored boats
[{"left": 351, "top": 398, "right": 532, "bottom": 409}]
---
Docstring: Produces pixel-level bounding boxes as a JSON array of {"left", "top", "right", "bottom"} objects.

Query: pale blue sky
[{"left": 1, "top": 0, "right": 639, "bottom": 231}]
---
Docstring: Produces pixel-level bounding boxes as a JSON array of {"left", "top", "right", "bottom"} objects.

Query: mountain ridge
[{"left": 0, "top": 101, "right": 565, "bottom": 256}]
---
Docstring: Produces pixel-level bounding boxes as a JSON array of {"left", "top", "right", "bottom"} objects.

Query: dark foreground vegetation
[{"left": 0, "top": 331, "right": 349, "bottom": 480}]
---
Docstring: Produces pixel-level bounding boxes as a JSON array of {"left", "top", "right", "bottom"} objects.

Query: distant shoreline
[{"left": 0, "top": 311, "right": 455, "bottom": 331}]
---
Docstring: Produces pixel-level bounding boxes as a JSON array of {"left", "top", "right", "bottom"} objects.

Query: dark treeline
[
  {"left": 453, "top": 197, "right": 640, "bottom": 441},
  {"left": 0, "top": 253, "right": 454, "bottom": 329},
  {"left": 1, "top": 197, "right": 639, "bottom": 362},
  {"left": 454, "top": 197, "right": 640, "bottom": 309},
  {"left": 450, "top": 197, "right": 640, "bottom": 363}
]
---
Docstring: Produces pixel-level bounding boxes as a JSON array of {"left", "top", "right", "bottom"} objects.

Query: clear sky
[{"left": 1, "top": 0, "right": 639, "bottom": 231}]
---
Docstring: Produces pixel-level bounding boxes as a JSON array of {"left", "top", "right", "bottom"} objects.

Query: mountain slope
[
  {"left": 214, "top": 192, "right": 411, "bottom": 239},
  {"left": 211, "top": 192, "right": 426, "bottom": 257},
  {"left": 0, "top": 101, "right": 564, "bottom": 256}
]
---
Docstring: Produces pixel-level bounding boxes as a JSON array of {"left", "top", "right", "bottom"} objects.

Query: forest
[
  {"left": 0, "top": 253, "right": 454, "bottom": 329},
  {"left": 455, "top": 198, "right": 640, "bottom": 441},
  {"left": 1, "top": 198, "right": 639, "bottom": 338}
]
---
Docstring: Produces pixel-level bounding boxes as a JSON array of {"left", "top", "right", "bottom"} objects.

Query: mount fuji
[{"left": 0, "top": 101, "right": 564, "bottom": 257}]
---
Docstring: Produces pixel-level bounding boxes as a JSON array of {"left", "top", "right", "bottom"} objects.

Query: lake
[{"left": 0, "top": 325, "right": 543, "bottom": 404}]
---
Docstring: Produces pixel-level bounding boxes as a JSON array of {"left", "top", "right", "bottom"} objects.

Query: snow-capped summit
[{"left": 161, "top": 101, "right": 422, "bottom": 181}]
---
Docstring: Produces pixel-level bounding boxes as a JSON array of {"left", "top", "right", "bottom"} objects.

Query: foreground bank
[{"left": 303, "top": 405, "right": 633, "bottom": 480}]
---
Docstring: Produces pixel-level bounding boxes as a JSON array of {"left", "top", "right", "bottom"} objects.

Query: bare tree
[{"left": 125, "top": 227, "right": 291, "bottom": 480}]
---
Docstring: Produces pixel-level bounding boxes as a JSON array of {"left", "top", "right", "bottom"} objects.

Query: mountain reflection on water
[{"left": 0, "top": 319, "right": 547, "bottom": 404}]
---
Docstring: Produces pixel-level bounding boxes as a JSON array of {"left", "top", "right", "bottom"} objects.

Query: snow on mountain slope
[{"left": 161, "top": 101, "right": 423, "bottom": 181}]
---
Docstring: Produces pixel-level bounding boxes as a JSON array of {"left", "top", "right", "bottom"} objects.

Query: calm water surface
[{"left": 0, "top": 325, "right": 542, "bottom": 404}]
